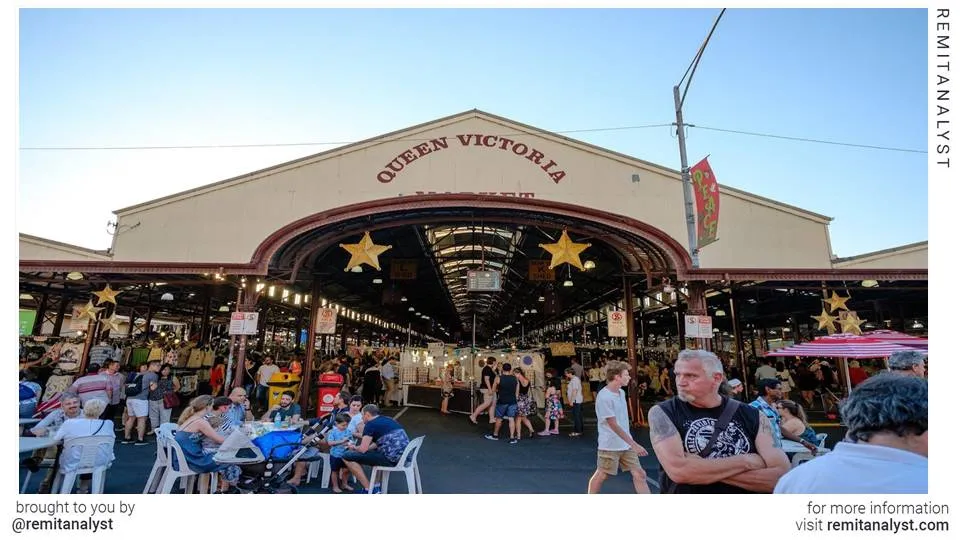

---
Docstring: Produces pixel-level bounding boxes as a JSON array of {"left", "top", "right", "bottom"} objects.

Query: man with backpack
[{"left": 123, "top": 360, "right": 160, "bottom": 445}]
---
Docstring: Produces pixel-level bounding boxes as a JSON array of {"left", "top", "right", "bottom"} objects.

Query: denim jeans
[{"left": 572, "top": 403, "right": 584, "bottom": 433}]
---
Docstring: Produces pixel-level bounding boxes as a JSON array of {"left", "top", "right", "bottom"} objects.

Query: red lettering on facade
[
  {"left": 414, "top": 143, "right": 432, "bottom": 157},
  {"left": 376, "top": 134, "right": 565, "bottom": 185}
]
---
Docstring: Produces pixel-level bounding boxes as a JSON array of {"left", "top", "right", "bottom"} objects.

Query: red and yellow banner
[{"left": 691, "top": 157, "right": 720, "bottom": 248}]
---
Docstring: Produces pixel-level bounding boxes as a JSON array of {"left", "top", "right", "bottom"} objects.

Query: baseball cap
[{"left": 728, "top": 378, "right": 743, "bottom": 388}]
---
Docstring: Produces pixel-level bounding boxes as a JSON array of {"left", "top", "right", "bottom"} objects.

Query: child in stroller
[{"left": 214, "top": 422, "right": 328, "bottom": 494}]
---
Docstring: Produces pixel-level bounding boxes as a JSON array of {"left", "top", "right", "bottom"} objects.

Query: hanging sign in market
[
  {"left": 607, "top": 310, "right": 628, "bottom": 337},
  {"left": 684, "top": 315, "right": 713, "bottom": 339},
  {"left": 315, "top": 307, "right": 338, "bottom": 335},
  {"left": 467, "top": 270, "right": 502, "bottom": 291},
  {"left": 229, "top": 312, "right": 260, "bottom": 335}
]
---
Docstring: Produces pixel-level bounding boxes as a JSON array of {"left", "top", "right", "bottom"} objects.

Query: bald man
[{"left": 225, "top": 387, "right": 254, "bottom": 427}]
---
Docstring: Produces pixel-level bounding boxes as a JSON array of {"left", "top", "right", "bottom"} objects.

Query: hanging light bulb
[{"left": 563, "top": 280, "right": 573, "bottom": 287}]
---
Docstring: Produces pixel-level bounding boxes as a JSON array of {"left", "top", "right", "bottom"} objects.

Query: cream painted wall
[
  {"left": 19, "top": 235, "right": 112, "bottom": 261},
  {"left": 111, "top": 112, "right": 833, "bottom": 269},
  {"left": 832, "top": 244, "right": 927, "bottom": 270}
]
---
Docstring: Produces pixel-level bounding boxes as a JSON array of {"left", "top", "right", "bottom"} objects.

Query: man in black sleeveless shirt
[
  {"left": 649, "top": 349, "right": 789, "bottom": 493},
  {"left": 485, "top": 363, "right": 521, "bottom": 444}
]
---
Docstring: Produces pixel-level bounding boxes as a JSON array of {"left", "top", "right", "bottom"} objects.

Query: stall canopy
[
  {"left": 765, "top": 334, "right": 917, "bottom": 394},
  {"left": 862, "top": 330, "right": 928, "bottom": 352},
  {"left": 765, "top": 334, "right": 916, "bottom": 359}
]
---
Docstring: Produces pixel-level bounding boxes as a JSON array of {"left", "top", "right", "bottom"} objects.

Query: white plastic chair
[
  {"left": 143, "top": 423, "right": 178, "bottom": 494},
  {"left": 157, "top": 436, "right": 214, "bottom": 494},
  {"left": 307, "top": 452, "right": 332, "bottom": 488},
  {"left": 791, "top": 433, "right": 831, "bottom": 467},
  {"left": 53, "top": 436, "right": 115, "bottom": 494},
  {"left": 368, "top": 436, "right": 424, "bottom": 494},
  {"left": 815, "top": 433, "right": 828, "bottom": 449}
]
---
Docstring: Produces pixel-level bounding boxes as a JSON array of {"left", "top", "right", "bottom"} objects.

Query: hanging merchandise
[
  {"left": 187, "top": 348, "right": 203, "bottom": 368},
  {"left": 147, "top": 347, "right": 164, "bottom": 361},
  {"left": 163, "top": 349, "right": 178, "bottom": 366},
  {"left": 202, "top": 348, "right": 215, "bottom": 367}
]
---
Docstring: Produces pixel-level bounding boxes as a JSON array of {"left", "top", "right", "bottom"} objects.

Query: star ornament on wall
[
  {"left": 340, "top": 231, "right": 392, "bottom": 271},
  {"left": 838, "top": 311, "right": 866, "bottom": 335},
  {"left": 75, "top": 301, "right": 105, "bottom": 322},
  {"left": 539, "top": 230, "right": 591, "bottom": 270},
  {"left": 823, "top": 291, "right": 851, "bottom": 313},
  {"left": 811, "top": 309, "right": 838, "bottom": 334},
  {"left": 93, "top": 284, "right": 120, "bottom": 305},
  {"left": 100, "top": 314, "right": 123, "bottom": 334}
]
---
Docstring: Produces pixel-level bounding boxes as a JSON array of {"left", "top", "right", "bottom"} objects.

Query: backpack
[{"left": 125, "top": 374, "right": 144, "bottom": 397}]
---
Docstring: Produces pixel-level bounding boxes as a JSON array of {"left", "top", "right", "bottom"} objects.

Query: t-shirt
[
  {"left": 362, "top": 415, "right": 410, "bottom": 463},
  {"left": 257, "top": 364, "right": 280, "bottom": 386},
  {"left": 571, "top": 363, "right": 585, "bottom": 380},
  {"left": 754, "top": 364, "right": 778, "bottom": 382},
  {"left": 657, "top": 396, "right": 762, "bottom": 494},
  {"left": 566, "top": 376, "right": 583, "bottom": 404},
  {"left": 774, "top": 442, "right": 928, "bottom": 494},
  {"left": 480, "top": 366, "right": 496, "bottom": 390},
  {"left": 381, "top": 363, "right": 396, "bottom": 380},
  {"left": 87, "top": 346, "right": 114, "bottom": 367},
  {"left": 131, "top": 372, "right": 158, "bottom": 401},
  {"left": 327, "top": 426, "right": 352, "bottom": 458},
  {"left": 496, "top": 375, "right": 518, "bottom": 405},
  {"left": 269, "top": 403, "right": 302, "bottom": 422},
  {"left": 346, "top": 413, "right": 363, "bottom": 436},
  {"left": 595, "top": 387, "right": 631, "bottom": 451}
]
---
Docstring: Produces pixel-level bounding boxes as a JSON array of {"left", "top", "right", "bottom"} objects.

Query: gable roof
[{"left": 113, "top": 109, "right": 832, "bottom": 223}]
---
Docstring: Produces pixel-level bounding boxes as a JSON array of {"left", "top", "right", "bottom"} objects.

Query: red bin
[{"left": 316, "top": 373, "right": 344, "bottom": 416}]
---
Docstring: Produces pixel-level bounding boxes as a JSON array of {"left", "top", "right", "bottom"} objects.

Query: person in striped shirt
[{"left": 67, "top": 364, "right": 113, "bottom": 416}]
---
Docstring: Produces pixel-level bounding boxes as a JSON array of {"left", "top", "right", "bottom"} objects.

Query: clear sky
[{"left": 18, "top": 8, "right": 927, "bottom": 257}]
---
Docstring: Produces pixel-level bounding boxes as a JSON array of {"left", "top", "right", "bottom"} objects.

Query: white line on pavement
[{"left": 393, "top": 406, "right": 409, "bottom": 420}]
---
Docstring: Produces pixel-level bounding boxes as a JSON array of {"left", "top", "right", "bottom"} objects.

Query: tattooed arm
[
  {"left": 648, "top": 405, "right": 765, "bottom": 485},
  {"left": 719, "top": 413, "right": 790, "bottom": 493}
]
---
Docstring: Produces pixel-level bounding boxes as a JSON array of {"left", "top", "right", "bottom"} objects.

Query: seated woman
[
  {"left": 176, "top": 395, "right": 240, "bottom": 493},
  {"left": 776, "top": 399, "right": 820, "bottom": 448},
  {"left": 53, "top": 398, "right": 115, "bottom": 493}
]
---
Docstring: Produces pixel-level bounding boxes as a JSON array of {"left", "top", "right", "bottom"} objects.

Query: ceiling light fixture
[
  {"left": 160, "top": 293, "right": 174, "bottom": 301},
  {"left": 538, "top": 296, "right": 545, "bottom": 302},
  {"left": 714, "top": 309, "right": 726, "bottom": 317},
  {"left": 583, "top": 260, "right": 596, "bottom": 270},
  {"left": 351, "top": 266, "right": 363, "bottom": 273},
  {"left": 66, "top": 272, "right": 84, "bottom": 280},
  {"left": 563, "top": 280, "right": 573, "bottom": 287},
  {"left": 373, "top": 278, "right": 383, "bottom": 284},
  {"left": 401, "top": 296, "right": 408, "bottom": 302},
  {"left": 861, "top": 279, "right": 879, "bottom": 288}
]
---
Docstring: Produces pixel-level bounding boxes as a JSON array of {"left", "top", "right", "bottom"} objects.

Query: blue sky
[{"left": 18, "top": 8, "right": 927, "bottom": 257}]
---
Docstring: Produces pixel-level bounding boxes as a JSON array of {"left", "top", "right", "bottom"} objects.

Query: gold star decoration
[
  {"left": 811, "top": 309, "right": 838, "bottom": 334},
  {"left": 93, "top": 284, "right": 120, "bottom": 305},
  {"left": 539, "top": 230, "right": 592, "bottom": 270},
  {"left": 75, "top": 301, "right": 104, "bottom": 322},
  {"left": 823, "top": 291, "right": 851, "bottom": 313},
  {"left": 838, "top": 311, "right": 866, "bottom": 335},
  {"left": 339, "top": 231, "right": 392, "bottom": 271},
  {"left": 100, "top": 313, "right": 123, "bottom": 334}
]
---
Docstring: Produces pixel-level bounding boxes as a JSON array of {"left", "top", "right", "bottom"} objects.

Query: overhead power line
[
  {"left": 18, "top": 122, "right": 926, "bottom": 155},
  {"left": 690, "top": 125, "right": 926, "bottom": 154}
]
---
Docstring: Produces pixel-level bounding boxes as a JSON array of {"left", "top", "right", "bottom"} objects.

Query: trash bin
[
  {"left": 267, "top": 372, "right": 301, "bottom": 410},
  {"left": 316, "top": 373, "right": 344, "bottom": 416}
]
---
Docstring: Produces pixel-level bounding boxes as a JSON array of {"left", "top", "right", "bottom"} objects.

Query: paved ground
[{"left": 19, "top": 404, "right": 845, "bottom": 495}]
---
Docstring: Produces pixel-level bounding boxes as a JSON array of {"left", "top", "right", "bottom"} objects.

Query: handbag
[
  {"left": 162, "top": 392, "right": 181, "bottom": 409},
  {"left": 666, "top": 396, "right": 740, "bottom": 494}
]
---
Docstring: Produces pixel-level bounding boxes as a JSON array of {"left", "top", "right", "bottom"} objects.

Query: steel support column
[{"left": 300, "top": 278, "right": 322, "bottom": 413}]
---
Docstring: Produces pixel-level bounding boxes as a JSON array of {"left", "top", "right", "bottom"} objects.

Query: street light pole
[{"left": 673, "top": 8, "right": 727, "bottom": 269}]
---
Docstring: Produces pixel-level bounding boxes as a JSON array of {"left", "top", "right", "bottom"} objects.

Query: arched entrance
[{"left": 240, "top": 194, "right": 704, "bottom": 418}]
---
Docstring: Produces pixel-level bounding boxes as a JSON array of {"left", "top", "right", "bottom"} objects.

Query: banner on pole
[
  {"left": 607, "top": 310, "right": 628, "bottom": 337},
  {"left": 315, "top": 307, "right": 338, "bottom": 335},
  {"left": 229, "top": 312, "right": 260, "bottom": 335},
  {"left": 691, "top": 156, "right": 720, "bottom": 248}
]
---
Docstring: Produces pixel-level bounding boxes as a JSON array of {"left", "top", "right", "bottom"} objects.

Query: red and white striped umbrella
[
  {"left": 766, "top": 334, "right": 915, "bottom": 359},
  {"left": 862, "top": 330, "right": 928, "bottom": 351}
]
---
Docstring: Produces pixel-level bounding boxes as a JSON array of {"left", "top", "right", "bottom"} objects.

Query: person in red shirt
[
  {"left": 847, "top": 360, "right": 869, "bottom": 388},
  {"left": 210, "top": 357, "right": 226, "bottom": 397}
]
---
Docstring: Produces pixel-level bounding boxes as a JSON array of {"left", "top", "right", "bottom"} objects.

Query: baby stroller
[{"left": 214, "top": 424, "right": 327, "bottom": 494}]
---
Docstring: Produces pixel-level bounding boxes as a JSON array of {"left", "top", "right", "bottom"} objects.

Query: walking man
[
  {"left": 648, "top": 349, "right": 789, "bottom": 493},
  {"left": 469, "top": 357, "right": 498, "bottom": 425},
  {"left": 588, "top": 361, "right": 650, "bottom": 494},
  {"left": 485, "top": 363, "right": 520, "bottom": 444}
]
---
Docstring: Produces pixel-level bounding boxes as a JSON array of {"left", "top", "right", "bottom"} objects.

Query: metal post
[
  {"left": 674, "top": 85, "right": 700, "bottom": 269},
  {"left": 52, "top": 295, "right": 70, "bottom": 337},
  {"left": 31, "top": 293, "right": 49, "bottom": 335},
  {"left": 729, "top": 287, "right": 750, "bottom": 397},
  {"left": 229, "top": 287, "right": 246, "bottom": 390},
  {"left": 623, "top": 276, "right": 641, "bottom": 425}
]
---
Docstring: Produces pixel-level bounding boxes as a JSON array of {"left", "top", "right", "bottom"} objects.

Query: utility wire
[
  {"left": 18, "top": 123, "right": 676, "bottom": 151},
  {"left": 690, "top": 125, "right": 927, "bottom": 154},
  {"left": 19, "top": 122, "right": 926, "bottom": 155}
]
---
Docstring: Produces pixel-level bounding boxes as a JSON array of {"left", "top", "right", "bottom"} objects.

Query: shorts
[
  {"left": 341, "top": 449, "right": 397, "bottom": 468},
  {"left": 596, "top": 449, "right": 643, "bottom": 475},
  {"left": 126, "top": 399, "right": 149, "bottom": 418},
  {"left": 480, "top": 389, "right": 494, "bottom": 404},
  {"left": 329, "top": 456, "right": 345, "bottom": 471},
  {"left": 495, "top": 403, "right": 518, "bottom": 419}
]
